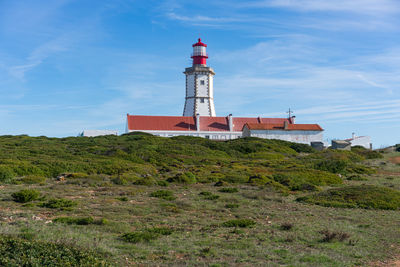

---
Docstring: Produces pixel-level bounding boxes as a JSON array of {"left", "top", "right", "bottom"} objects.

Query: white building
[
  {"left": 79, "top": 130, "right": 118, "bottom": 137},
  {"left": 125, "top": 38, "right": 323, "bottom": 144},
  {"left": 242, "top": 122, "right": 324, "bottom": 144},
  {"left": 345, "top": 133, "right": 372, "bottom": 149}
]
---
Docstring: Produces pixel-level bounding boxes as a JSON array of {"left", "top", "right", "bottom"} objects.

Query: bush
[
  {"left": 0, "top": 234, "right": 108, "bottom": 266},
  {"left": 199, "top": 191, "right": 219, "bottom": 200},
  {"left": 313, "top": 159, "right": 349, "bottom": 174},
  {"left": 346, "top": 174, "right": 367, "bottom": 181},
  {"left": 53, "top": 217, "right": 94, "bottom": 225},
  {"left": 19, "top": 175, "right": 46, "bottom": 184},
  {"left": 280, "top": 222, "right": 293, "bottom": 231},
  {"left": 222, "top": 219, "right": 256, "bottom": 228},
  {"left": 167, "top": 172, "right": 196, "bottom": 184},
  {"left": 133, "top": 176, "right": 157, "bottom": 186},
  {"left": 248, "top": 174, "right": 272, "bottom": 186},
  {"left": 0, "top": 166, "right": 14, "bottom": 182},
  {"left": 150, "top": 190, "right": 175, "bottom": 200},
  {"left": 12, "top": 189, "right": 40, "bottom": 203},
  {"left": 41, "top": 198, "right": 77, "bottom": 209},
  {"left": 218, "top": 187, "right": 239, "bottom": 193},
  {"left": 121, "top": 232, "right": 158, "bottom": 243},
  {"left": 121, "top": 227, "right": 173, "bottom": 244},
  {"left": 146, "top": 227, "right": 173, "bottom": 236},
  {"left": 297, "top": 185, "right": 400, "bottom": 210},
  {"left": 225, "top": 204, "right": 239, "bottom": 209},
  {"left": 319, "top": 230, "right": 350, "bottom": 242}
]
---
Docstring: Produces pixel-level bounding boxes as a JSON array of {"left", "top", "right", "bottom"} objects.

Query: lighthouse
[{"left": 182, "top": 38, "right": 216, "bottom": 117}]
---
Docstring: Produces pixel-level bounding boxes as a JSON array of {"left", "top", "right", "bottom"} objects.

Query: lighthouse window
[
  {"left": 200, "top": 80, "right": 205, "bottom": 85},
  {"left": 200, "top": 98, "right": 205, "bottom": 103}
]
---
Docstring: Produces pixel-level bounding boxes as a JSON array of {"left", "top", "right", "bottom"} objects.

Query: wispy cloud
[{"left": 244, "top": 0, "right": 400, "bottom": 16}]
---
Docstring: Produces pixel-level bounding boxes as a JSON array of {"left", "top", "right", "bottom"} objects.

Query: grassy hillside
[{"left": 0, "top": 134, "right": 398, "bottom": 266}]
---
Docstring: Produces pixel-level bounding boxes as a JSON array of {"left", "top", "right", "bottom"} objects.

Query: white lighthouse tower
[{"left": 183, "top": 38, "right": 216, "bottom": 117}]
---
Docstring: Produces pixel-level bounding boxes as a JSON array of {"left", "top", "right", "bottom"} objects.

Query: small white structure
[
  {"left": 183, "top": 38, "right": 216, "bottom": 117},
  {"left": 242, "top": 122, "right": 323, "bottom": 145},
  {"left": 79, "top": 130, "right": 118, "bottom": 137},
  {"left": 345, "top": 133, "right": 372, "bottom": 149}
]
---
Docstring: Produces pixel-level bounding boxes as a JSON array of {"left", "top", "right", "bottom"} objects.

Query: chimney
[
  {"left": 290, "top": 116, "right": 296, "bottom": 124},
  {"left": 228, "top": 114, "right": 233, "bottom": 132},
  {"left": 352, "top": 132, "right": 356, "bottom": 139},
  {"left": 196, "top": 113, "right": 200, "bottom": 132},
  {"left": 284, "top": 120, "right": 288, "bottom": 130}
]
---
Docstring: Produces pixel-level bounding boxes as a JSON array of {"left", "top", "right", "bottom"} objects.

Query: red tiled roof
[
  {"left": 200, "top": 116, "right": 229, "bottom": 131},
  {"left": 127, "top": 115, "right": 294, "bottom": 132},
  {"left": 232, "top": 117, "right": 288, "bottom": 131},
  {"left": 127, "top": 115, "right": 196, "bottom": 131},
  {"left": 244, "top": 123, "right": 323, "bottom": 131}
]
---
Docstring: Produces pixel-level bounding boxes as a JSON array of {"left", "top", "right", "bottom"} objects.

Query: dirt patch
[{"left": 389, "top": 157, "right": 400, "bottom": 164}]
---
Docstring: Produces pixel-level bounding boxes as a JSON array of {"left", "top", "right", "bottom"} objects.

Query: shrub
[
  {"left": 0, "top": 234, "right": 108, "bottom": 266},
  {"left": 133, "top": 176, "right": 157, "bottom": 186},
  {"left": 289, "top": 143, "right": 315, "bottom": 153},
  {"left": 214, "top": 181, "right": 229, "bottom": 187},
  {"left": 313, "top": 159, "right": 349, "bottom": 174},
  {"left": 150, "top": 190, "right": 175, "bottom": 200},
  {"left": 218, "top": 187, "right": 239, "bottom": 193},
  {"left": 167, "top": 172, "right": 196, "bottom": 184},
  {"left": 157, "top": 180, "right": 169, "bottom": 187},
  {"left": 19, "top": 175, "right": 46, "bottom": 184},
  {"left": 146, "top": 227, "right": 173, "bottom": 236},
  {"left": 280, "top": 222, "right": 293, "bottom": 231},
  {"left": 199, "top": 191, "right": 219, "bottom": 200},
  {"left": 225, "top": 204, "right": 239, "bottom": 209},
  {"left": 12, "top": 189, "right": 40, "bottom": 203},
  {"left": 116, "top": 196, "right": 129, "bottom": 201},
  {"left": 121, "top": 227, "right": 172, "bottom": 244},
  {"left": 0, "top": 166, "right": 14, "bottom": 182},
  {"left": 41, "top": 198, "right": 77, "bottom": 209},
  {"left": 319, "top": 230, "right": 350, "bottom": 242},
  {"left": 111, "top": 177, "right": 128, "bottom": 185},
  {"left": 53, "top": 217, "right": 94, "bottom": 225},
  {"left": 222, "top": 219, "right": 256, "bottom": 228},
  {"left": 248, "top": 174, "right": 272, "bottom": 186},
  {"left": 346, "top": 175, "right": 367, "bottom": 181},
  {"left": 297, "top": 185, "right": 400, "bottom": 210}
]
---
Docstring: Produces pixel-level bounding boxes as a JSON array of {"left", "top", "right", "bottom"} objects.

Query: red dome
[{"left": 192, "top": 38, "right": 207, "bottom": 47}]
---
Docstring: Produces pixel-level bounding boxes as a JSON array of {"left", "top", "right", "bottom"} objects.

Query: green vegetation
[
  {"left": 149, "top": 190, "right": 175, "bottom": 200},
  {"left": 297, "top": 185, "right": 400, "bottom": 210},
  {"left": 121, "top": 227, "right": 173, "bottom": 244},
  {"left": 11, "top": 189, "right": 40, "bottom": 203},
  {"left": 0, "top": 134, "right": 399, "bottom": 266},
  {"left": 218, "top": 187, "right": 239, "bottom": 193},
  {"left": 0, "top": 235, "right": 108, "bottom": 266},
  {"left": 53, "top": 216, "right": 95, "bottom": 225},
  {"left": 41, "top": 198, "right": 77, "bottom": 209},
  {"left": 222, "top": 219, "right": 256, "bottom": 228}
]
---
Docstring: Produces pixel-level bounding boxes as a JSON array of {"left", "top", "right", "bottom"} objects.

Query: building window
[
  {"left": 200, "top": 98, "right": 205, "bottom": 103},
  {"left": 200, "top": 80, "right": 205, "bottom": 85},
  {"left": 205, "top": 135, "right": 210, "bottom": 139}
]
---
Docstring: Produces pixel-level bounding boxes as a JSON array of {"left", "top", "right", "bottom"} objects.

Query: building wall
[
  {"left": 127, "top": 130, "right": 242, "bottom": 140},
  {"left": 243, "top": 129, "right": 323, "bottom": 144},
  {"left": 349, "top": 136, "right": 371, "bottom": 149},
  {"left": 183, "top": 70, "right": 215, "bottom": 117}
]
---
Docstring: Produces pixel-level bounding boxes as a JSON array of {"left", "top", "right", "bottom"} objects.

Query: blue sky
[{"left": 0, "top": 0, "right": 399, "bottom": 147}]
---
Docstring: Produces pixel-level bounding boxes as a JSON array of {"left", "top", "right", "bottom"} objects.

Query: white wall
[
  {"left": 127, "top": 130, "right": 242, "bottom": 140},
  {"left": 243, "top": 129, "right": 323, "bottom": 144},
  {"left": 350, "top": 136, "right": 371, "bottom": 149}
]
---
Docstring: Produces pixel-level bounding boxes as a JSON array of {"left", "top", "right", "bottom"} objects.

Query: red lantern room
[{"left": 191, "top": 38, "right": 208, "bottom": 66}]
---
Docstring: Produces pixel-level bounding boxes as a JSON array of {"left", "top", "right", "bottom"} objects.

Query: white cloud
[{"left": 249, "top": 0, "right": 400, "bottom": 16}]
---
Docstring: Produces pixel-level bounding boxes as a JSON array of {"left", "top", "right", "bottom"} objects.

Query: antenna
[{"left": 286, "top": 108, "right": 293, "bottom": 118}]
